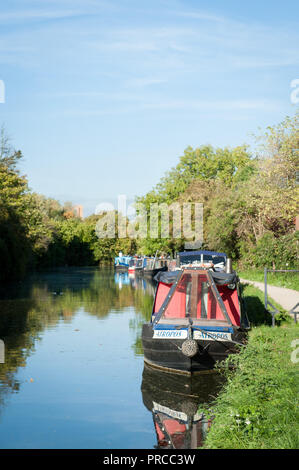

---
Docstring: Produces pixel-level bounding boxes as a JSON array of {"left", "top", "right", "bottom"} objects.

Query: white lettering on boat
[
  {"left": 153, "top": 329, "right": 188, "bottom": 339},
  {"left": 193, "top": 331, "right": 232, "bottom": 341},
  {"left": 153, "top": 401, "right": 188, "bottom": 422}
]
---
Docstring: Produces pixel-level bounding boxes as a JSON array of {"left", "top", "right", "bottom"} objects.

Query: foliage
[
  {"left": 136, "top": 111, "right": 299, "bottom": 267},
  {"left": 0, "top": 126, "right": 139, "bottom": 278},
  {"left": 239, "top": 232, "right": 299, "bottom": 270},
  {"left": 0, "top": 143, "right": 32, "bottom": 280},
  {"left": 138, "top": 144, "right": 255, "bottom": 206}
]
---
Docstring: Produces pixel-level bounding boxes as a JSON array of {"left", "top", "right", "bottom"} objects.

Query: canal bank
[{"left": 199, "top": 283, "right": 299, "bottom": 449}]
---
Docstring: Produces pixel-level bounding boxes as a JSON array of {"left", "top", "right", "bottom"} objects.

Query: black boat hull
[
  {"left": 142, "top": 323, "right": 246, "bottom": 374},
  {"left": 143, "top": 265, "right": 168, "bottom": 278},
  {"left": 114, "top": 265, "right": 128, "bottom": 271}
]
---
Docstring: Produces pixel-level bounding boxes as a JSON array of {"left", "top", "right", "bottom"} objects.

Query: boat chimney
[{"left": 226, "top": 258, "right": 233, "bottom": 273}]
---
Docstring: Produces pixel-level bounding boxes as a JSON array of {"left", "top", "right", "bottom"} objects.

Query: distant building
[
  {"left": 64, "top": 205, "right": 84, "bottom": 219},
  {"left": 73, "top": 205, "right": 83, "bottom": 219}
]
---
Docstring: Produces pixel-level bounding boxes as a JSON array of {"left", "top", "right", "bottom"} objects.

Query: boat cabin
[
  {"left": 114, "top": 255, "right": 131, "bottom": 268},
  {"left": 152, "top": 268, "right": 244, "bottom": 329},
  {"left": 177, "top": 251, "right": 227, "bottom": 272}
]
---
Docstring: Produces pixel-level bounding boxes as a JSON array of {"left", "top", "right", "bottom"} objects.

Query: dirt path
[{"left": 240, "top": 279, "right": 299, "bottom": 312}]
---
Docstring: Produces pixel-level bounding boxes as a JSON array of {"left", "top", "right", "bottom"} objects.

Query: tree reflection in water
[{"left": 0, "top": 268, "right": 156, "bottom": 405}]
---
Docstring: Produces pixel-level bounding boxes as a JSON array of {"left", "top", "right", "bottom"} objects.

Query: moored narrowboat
[
  {"left": 114, "top": 254, "right": 131, "bottom": 270},
  {"left": 128, "top": 257, "right": 137, "bottom": 273},
  {"left": 143, "top": 257, "right": 168, "bottom": 278},
  {"left": 128, "top": 256, "right": 146, "bottom": 274},
  {"left": 142, "top": 254, "right": 249, "bottom": 374}
]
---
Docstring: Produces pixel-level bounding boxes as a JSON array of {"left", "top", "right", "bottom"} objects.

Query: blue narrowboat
[{"left": 114, "top": 254, "right": 132, "bottom": 270}]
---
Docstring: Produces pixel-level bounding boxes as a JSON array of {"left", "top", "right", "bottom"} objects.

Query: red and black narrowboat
[{"left": 142, "top": 254, "right": 249, "bottom": 374}]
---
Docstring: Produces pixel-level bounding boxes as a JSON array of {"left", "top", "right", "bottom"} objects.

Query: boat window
[
  {"left": 147, "top": 259, "right": 154, "bottom": 269},
  {"left": 185, "top": 281, "right": 192, "bottom": 316},
  {"left": 200, "top": 282, "right": 208, "bottom": 318},
  {"left": 179, "top": 254, "right": 226, "bottom": 266}
]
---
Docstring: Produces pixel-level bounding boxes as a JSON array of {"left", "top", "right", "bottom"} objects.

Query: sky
[{"left": 0, "top": 0, "right": 298, "bottom": 216}]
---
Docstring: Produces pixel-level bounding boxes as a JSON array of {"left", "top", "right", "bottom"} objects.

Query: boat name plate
[
  {"left": 153, "top": 329, "right": 188, "bottom": 339},
  {"left": 193, "top": 331, "right": 232, "bottom": 341}
]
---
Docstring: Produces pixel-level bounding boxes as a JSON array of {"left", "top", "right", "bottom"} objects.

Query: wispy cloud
[
  {"left": 171, "top": 9, "right": 226, "bottom": 23},
  {"left": 0, "top": 0, "right": 118, "bottom": 24},
  {"left": 1, "top": 1, "right": 297, "bottom": 117},
  {"left": 2, "top": 0, "right": 297, "bottom": 209},
  {"left": 125, "top": 78, "right": 167, "bottom": 88},
  {"left": 1, "top": 3, "right": 298, "bottom": 73},
  {"left": 142, "top": 99, "right": 280, "bottom": 112},
  {"left": 0, "top": 9, "right": 84, "bottom": 23},
  {"left": 59, "top": 97, "right": 281, "bottom": 118}
]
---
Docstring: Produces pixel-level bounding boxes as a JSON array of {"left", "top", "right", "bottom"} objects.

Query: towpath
[{"left": 240, "top": 278, "right": 299, "bottom": 313}]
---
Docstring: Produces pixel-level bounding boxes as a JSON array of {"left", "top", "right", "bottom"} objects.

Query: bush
[{"left": 240, "top": 232, "right": 299, "bottom": 269}]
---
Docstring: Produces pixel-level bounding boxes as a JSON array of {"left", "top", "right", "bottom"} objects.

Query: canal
[{"left": 0, "top": 267, "right": 224, "bottom": 449}]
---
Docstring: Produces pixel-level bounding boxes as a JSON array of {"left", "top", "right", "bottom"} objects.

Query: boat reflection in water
[
  {"left": 114, "top": 270, "right": 157, "bottom": 297},
  {"left": 141, "top": 365, "right": 224, "bottom": 449}
]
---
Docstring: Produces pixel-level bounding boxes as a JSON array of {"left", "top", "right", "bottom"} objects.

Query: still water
[{"left": 0, "top": 267, "right": 224, "bottom": 449}]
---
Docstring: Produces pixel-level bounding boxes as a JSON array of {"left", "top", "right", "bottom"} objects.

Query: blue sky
[{"left": 0, "top": 0, "right": 298, "bottom": 215}]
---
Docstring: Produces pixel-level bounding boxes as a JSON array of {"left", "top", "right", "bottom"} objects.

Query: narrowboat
[
  {"left": 128, "top": 256, "right": 146, "bottom": 274},
  {"left": 128, "top": 257, "right": 137, "bottom": 274},
  {"left": 143, "top": 257, "right": 168, "bottom": 279},
  {"left": 142, "top": 253, "right": 249, "bottom": 374},
  {"left": 114, "top": 254, "right": 131, "bottom": 270},
  {"left": 129, "top": 256, "right": 147, "bottom": 274}
]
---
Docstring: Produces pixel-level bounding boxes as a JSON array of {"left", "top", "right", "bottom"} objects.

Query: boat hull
[
  {"left": 114, "top": 264, "right": 128, "bottom": 271},
  {"left": 143, "top": 265, "right": 168, "bottom": 278},
  {"left": 142, "top": 323, "right": 246, "bottom": 374}
]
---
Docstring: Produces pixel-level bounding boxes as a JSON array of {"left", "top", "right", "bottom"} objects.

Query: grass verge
[
  {"left": 241, "top": 282, "right": 290, "bottom": 326},
  {"left": 238, "top": 269, "right": 299, "bottom": 291},
  {"left": 200, "top": 284, "right": 299, "bottom": 449}
]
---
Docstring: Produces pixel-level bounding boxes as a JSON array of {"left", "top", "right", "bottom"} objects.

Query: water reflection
[
  {"left": 114, "top": 271, "right": 156, "bottom": 356},
  {"left": 114, "top": 270, "right": 157, "bottom": 297},
  {"left": 0, "top": 267, "right": 223, "bottom": 448},
  {"left": 0, "top": 268, "right": 155, "bottom": 408},
  {"left": 141, "top": 365, "right": 224, "bottom": 449}
]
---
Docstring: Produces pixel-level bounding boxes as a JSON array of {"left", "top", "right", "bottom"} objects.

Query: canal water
[{"left": 0, "top": 267, "right": 224, "bottom": 449}]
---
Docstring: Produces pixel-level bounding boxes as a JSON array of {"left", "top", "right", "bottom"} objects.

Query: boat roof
[{"left": 178, "top": 250, "right": 227, "bottom": 258}]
